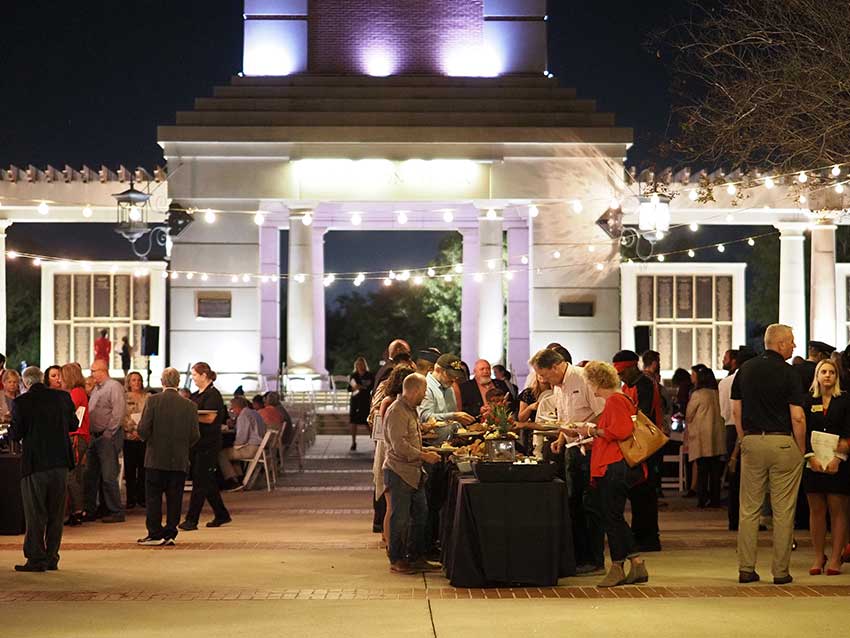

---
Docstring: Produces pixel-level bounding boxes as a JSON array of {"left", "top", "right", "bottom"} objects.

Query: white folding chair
[
  {"left": 241, "top": 430, "right": 278, "bottom": 492},
  {"left": 661, "top": 445, "right": 686, "bottom": 494}
]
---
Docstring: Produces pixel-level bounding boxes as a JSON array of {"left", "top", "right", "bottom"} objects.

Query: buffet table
[
  {"left": 0, "top": 453, "right": 25, "bottom": 535},
  {"left": 441, "top": 471, "right": 575, "bottom": 587}
]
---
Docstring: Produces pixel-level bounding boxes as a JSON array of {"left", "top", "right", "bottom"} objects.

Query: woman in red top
[
  {"left": 565, "top": 361, "right": 649, "bottom": 587},
  {"left": 61, "top": 363, "right": 90, "bottom": 526}
]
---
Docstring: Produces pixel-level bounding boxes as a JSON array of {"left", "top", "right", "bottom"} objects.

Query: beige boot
[
  {"left": 624, "top": 561, "right": 649, "bottom": 584},
  {"left": 597, "top": 563, "right": 627, "bottom": 588}
]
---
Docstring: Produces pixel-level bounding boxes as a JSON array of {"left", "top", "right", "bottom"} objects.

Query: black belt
[{"left": 744, "top": 431, "right": 791, "bottom": 436}]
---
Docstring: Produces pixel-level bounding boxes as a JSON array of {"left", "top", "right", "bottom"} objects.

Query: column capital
[{"left": 773, "top": 221, "right": 808, "bottom": 236}]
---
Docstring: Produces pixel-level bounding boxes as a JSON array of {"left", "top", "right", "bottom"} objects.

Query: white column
[
  {"left": 507, "top": 224, "right": 530, "bottom": 386},
  {"left": 478, "top": 215, "right": 504, "bottom": 364},
  {"left": 775, "top": 222, "right": 808, "bottom": 357},
  {"left": 311, "top": 225, "right": 327, "bottom": 375},
  {"left": 460, "top": 228, "right": 480, "bottom": 365},
  {"left": 259, "top": 222, "right": 281, "bottom": 377},
  {"left": 286, "top": 213, "right": 315, "bottom": 372},
  {"left": 0, "top": 221, "right": 10, "bottom": 355},
  {"left": 810, "top": 221, "right": 838, "bottom": 346}
]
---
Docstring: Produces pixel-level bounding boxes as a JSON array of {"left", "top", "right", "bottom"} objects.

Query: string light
[
  {"left": 747, "top": 238, "right": 755, "bottom": 246},
  {"left": 833, "top": 165, "right": 842, "bottom": 177},
  {"left": 485, "top": 208, "right": 497, "bottom": 220},
  {"left": 186, "top": 272, "right": 194, "bottom": 280},
  {"left": 82, "top": 206, "right": 93, "bottom": 218},
  {"left": 200, "top": 273, "right": 209, "bottom": 281},
  {"left": 595, "top": 263, "right": 604, "bottom": 271},
  {"left": 520, "top": 255, "right": 529, "bottom": 265},
  {"left": 443, "top": 274, "right": 452, "bottom": 282},
  {"left": 7, "top": 250, "right": 17, "bottom": 259},
  {"left": 655, "top": 230, "right": 665, "bottom": 240},
  {"left": 33, "top": 258, "right": 41, "bottom": 266},
  {"left": 350, "top": 212, "right": 362, "bottom": 226},
  {"left": 726, "top": 183, "right": 737, "bottom": 195},
  {"left": 453, "top": 264, "right": 463, "bottom": 274},
  {"left": 687, "top": 249, "right": 695, "bottom": 258},
  {"left": 688, "top": 190, "right": 698, "bottom": 201},
  {"left": 473, "top": 273, "right": 483, "bottom": 283},
  {"left": 38, "top": 202, "right": 49, "bottom": 216},
  {"left": 204, "top": 209, "right": 216, "bottom": 224},
  {"left": 260, "top": 275, "right": 269, "bottom": 283},
  {"left": 398, "top": 270, "right": 410, "bottom": 282},
  {"left": 798, "top": 171, "right": 808, "bottom": 183},
  {"left": 323, "top": 273, "right": 335, "bottom": 287},
  {"left": 293, "top": 273, "right": 306, "bottom": 284},
  {"left": 764, "top": 176, "right": 775, "bottom": 189},
  {"left": 231, "top": 274, "right": 239, "bottom": 283},
  {"left": 427, "top": 267, "right": 436, "bottom": 277},
  {"left": 588, "top": 245, "right": 596, "bottom": 253},
  {"left": 161, "top": 271, "right": 169, "bottom": 279},
  {"left": 689, "top": 222, "right": 699, "bottom": 232},
  {"left": 836, "top": 184, "right": 845, "bottom": 194},
  {"left": 504, "top": 270, "right": 514, "bottom": 280},
  {"left": 412, "top": 275, "right": 424, "bottom": 285},
  {"left": 302, "top": 212, "right": 313, "bottom": 226},
  {"left": 657, "top": 255, "right": 665, "bottom": 262},
  {"left": 529, "top": 204, "right": 539, "bottom": 218},
  {"left": 388, "top": 270, "right": 396, "bottom": 280},
  {"left": 571, "top": 200, "right": 583, "bottom": 214},
  {"left": 552, "top": 250, "right": 561, "bottom": 259},
  {"left": 486, "top": 259, "right": 497, "bottom": 271},
  {"left": 609, "top": 197, "right": 621, "bottom": 210},
  {"left": 241, "top": 273, "right": 251, "bottom": 283},
  {"left": 396, "top": 210, "right": 408, "bottom": 225},
  {"left": 383, "top": 277, "right": 392, "bottom": 286},
  {"left": 170, "top": 271, "right": 179, "bottom": 280},
  {"left": 717, "top": 244, "right": 726, "bottom": 253},
  {"left": 254, "top": 211, "right": 265, "bottom": 226},
  {"left": 442, "top": 210, "right": 454, "bottom": 223},
  {"left": 799, "top": 194, "right": 807, "bottom": 204}
]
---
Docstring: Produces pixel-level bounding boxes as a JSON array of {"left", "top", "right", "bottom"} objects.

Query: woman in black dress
[
  {"left": 803, "top": 359, "right": 850, "bottom": 575},
  {"left": 180, "top": 362, "right": 232, "bottom": 530},
  {"left": 348, "top": 356, "right": 374, "bottom": 451}
]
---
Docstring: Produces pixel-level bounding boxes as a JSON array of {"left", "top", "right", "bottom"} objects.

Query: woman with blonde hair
[
  {"left": 61, "top": 363, "right": 90, "bottom": 525},
  {"left": 562, "top": 360, "right": 648, "bottom": 587},
  {"left": 803, "top": 359, "right": 850, "bottom": 575},
  {"left": 348, "top": 356, "right": 374, "bottom": 451},
  {"left": 0, "top": 369, "right": 20, "bottom": 424}
]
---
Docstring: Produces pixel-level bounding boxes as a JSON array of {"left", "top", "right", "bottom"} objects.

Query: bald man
[
  {"left": 458, "top": 359, "right": 511, "bottom": 418},
  {"left": 374, "top": 339, "right": 412, "bottom": 388},
  {"left": 731, "top": 323, "right": 806, "bottom": 585}
]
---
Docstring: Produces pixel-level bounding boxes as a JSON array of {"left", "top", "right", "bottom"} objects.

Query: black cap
[
  {"left": 809, "top": 340, "right": 836, "bottom": 356},
  {"left": 612, "top": 350, "right": 640, "bottom": 363},
  {"left": 417, "top": 349, "right": 439, "bottom": 364},
  {"left": 436, "top": 353, "right": 466, "bottom": 380}
]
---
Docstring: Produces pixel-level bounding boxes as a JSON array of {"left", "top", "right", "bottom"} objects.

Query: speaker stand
[{"left": 145, "top": 356, "right": 152, "bottom": 390}]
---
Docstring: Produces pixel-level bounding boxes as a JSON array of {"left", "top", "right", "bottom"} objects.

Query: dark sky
[{"left": 0, "top": 0, "right": 684, "bottom": 283}]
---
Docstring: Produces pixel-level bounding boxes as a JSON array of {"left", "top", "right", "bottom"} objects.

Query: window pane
[
  {"left": 54, "top": 325, "right": 71, "bottom": 365},
  {"left": 113, "top": 275, "right": 131, "bottom": 318},
  {"left": 637, "top": 276, "right": 654, "bottom": 321},
  {"left": 675, "top": 276, "right": 693, "bottom": 319},
  {"left": 716, "top": 276, "right": 733, "bottom": 321},
  {"left": 133, "top": 277, "right": 150, "bottom": 321},
  {"left": 656, "top": 277, "right": 673, "bottom": 319},
  {"left": 696, "top": 327, "right": 713, "bottom": 366},
  {"left": 675, "top": 328, "right": 693, "bottom": 370},
  {"left": 716, "top": 325, "right": 732, "bottom": 369},
  {"left": 696, "top": 276, "right": 713, "bottom": 319},
  {"left": 657, "top": 327, "right": 673, "bottom": 370},
  {"left": 93, "top": 275, "right": 111, "bottom": 317},
  {"left": 54, "top": 274, "right": 71, "bottom": 321},
  {"left": 133, "top": 324, "right": 145, "bottom": 370},
  {"left": 74, "top": 326, "right": 91, "bottom": 365},
  {"left": 73, "top": 275, "right": 91, "bottom": 318},
  {"left": 113, "top": 325, "right": 130, "bottom": 371}
]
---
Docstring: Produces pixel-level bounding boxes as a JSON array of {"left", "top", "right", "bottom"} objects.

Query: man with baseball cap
[{"left": 419, "top": 354, "right": 475, "bottom": 433}]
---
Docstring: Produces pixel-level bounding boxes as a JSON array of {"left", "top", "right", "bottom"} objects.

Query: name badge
[{"left": 811, "top": 405, "right": 824, "bottom": 413}]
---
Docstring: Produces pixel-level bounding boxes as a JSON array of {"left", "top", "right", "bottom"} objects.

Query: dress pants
[
  {"left": 593, "top": 460, "right": 639, "bottom": 562},
  {"left": 84, "top": 430, "right": 124, "bottom": 516},
  {"left": 185, "top": 448, "right": 230, "bottom": 523},
  {"left": 628, "top": 458, "right": 660, "bottom": 550},
  {"left": 738, "top": 433, "right": 804, "bottom": 578},
  {"left": 384, "top": 469, "right": 427, "bottom": 564},
  {"left": 568, "top": 448, "right": 604, "bottom": 567},
  {"left": 725, "top": 425, "right": 740, "bottom": 530},
  {"left": 696, "top": 456, "right": 724, "bottom": 507},
  {"left": 21, "top": 468, "right": 68, "bottom": 567},
  {"left": 123, "top": 439, "right": 146, "bottom": 506},
  {"left": 145, "top": 468, "right": 186, "bottom": 540}
]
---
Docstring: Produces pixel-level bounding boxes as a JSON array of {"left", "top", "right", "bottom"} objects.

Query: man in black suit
[
  {"left": 137, "top": 367, "right": 200, "bottom": 546},
  {"left": 10, "top": 366, "right": 78, "bottom": 572},
  {"left": 459, "top": 359, "right": 511, "bottom": 418}
]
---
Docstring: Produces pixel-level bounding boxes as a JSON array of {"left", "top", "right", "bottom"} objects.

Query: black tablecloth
[
  {"left": 441, "top": 472, "right": 575, "bottom": 587},
  {"left": 0, "top": 454, "right": 25, "bottom": 535}
]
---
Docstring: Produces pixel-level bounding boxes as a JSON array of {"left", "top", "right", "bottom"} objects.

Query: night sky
[{"left": 0, "top": 0, "right": 690, "bottom": 285}]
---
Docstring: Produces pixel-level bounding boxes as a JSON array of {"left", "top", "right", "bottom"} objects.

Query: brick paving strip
[{"left": 1, "top": 585, "right": 849, "bottom": 602}]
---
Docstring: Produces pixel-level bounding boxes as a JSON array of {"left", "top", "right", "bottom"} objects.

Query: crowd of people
[{"left": 1, "top": 354, "right": 293, "bottom": 572}]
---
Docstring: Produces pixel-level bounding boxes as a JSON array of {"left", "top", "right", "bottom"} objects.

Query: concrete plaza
[{"left": 1, "top": 436, "right": 848, "bottom": 638}]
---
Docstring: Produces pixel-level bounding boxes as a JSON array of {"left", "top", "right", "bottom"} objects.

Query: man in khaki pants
[{"left": 731, "top": 324, "right": 807, "bottom": 584}]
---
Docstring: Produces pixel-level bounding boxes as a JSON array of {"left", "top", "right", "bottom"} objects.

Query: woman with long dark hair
[
  {"left": 349, "top": 356, "right": 374, "bottom": 451},
  {"left": 686, "top": 364, "right": 726, "bottom": 508}
]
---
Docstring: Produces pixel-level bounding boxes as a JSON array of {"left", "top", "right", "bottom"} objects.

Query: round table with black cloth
[
  {"left": 0, "top": 453, "right": 25, "bottom": 534},
  {"left": 803, "top": 393, "right": 850, "bottom": 495}
]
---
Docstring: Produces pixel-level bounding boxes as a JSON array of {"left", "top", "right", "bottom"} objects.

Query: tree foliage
[
  {"left": 6, "top": 261, "right": 40, "bottom": 369},
  {"left": 658, "top": 0, "right": 850, "bottom": 171},
  {"left": 325, "top": 234, "right": 461, "bottom": 374}
]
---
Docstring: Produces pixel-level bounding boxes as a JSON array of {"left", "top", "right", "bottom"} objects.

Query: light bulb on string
[
  {"left": 82, "top": 206, "right": 93, "bottom": 218},
  {"left": 350, "top": 212, "right": 362, "bottom": 226},
  {"left": 799, "top": 194, "right": 807, "bottom": 204},
  {"left": 204, "top": 209, "right": 216, "bottom": 224},
  {"left": 261, "top": 275, "right": 269, "bottom": 283},
  {"left": 241, "top": 274, "right": 251, "bottom": 283},
  {"left": 485, "top": 208, "right": 497, "bottom": 220},
  {"left": 504, "top": 270, "right": 514, "bottom": 280},
  {"left": 520, "top": 255, "right": 529, "bottom": 265},
  {"left": 186, "top": 272, "right": 195, "bottom": 280},
  {"left": 747, "top": 238, "right": 755, "bottom": 246},
  {"left": 836, "top": 184, "right": 845, "bottom": 194},
  {"left": 323, "top": 274, "right": 335, "bottom": 287},
  {"left": 655, "top": 230, "right": 665, "bottom": 240},
  {"left": 231, "top": 275, "right": 239, "bottom": 283},
  {"left": 388, "top": 270, "right": 396, "bottom": 280},
  {"left": 833, "top": 165, "right": 842, "bottom": 177},
  {"left": 200, "top": 273, "right": 209, "bottom": 281},
  {"left": 170, "top": 271, "right": 179, "bottom": 280},
  {"left": 33, "top": 258, "right": 41, "bottom": 267},
  {"left": 529, "top": 204, "right": 539, "bottom": 218},
  {"left": 398, "top": 270, "right": 410, "bottom": 282},
  {"left": 271, "top": 275, "right": 279, "bottom": 283},
  {"left": 609, "top": 197, "right": 621, "bottom": 210},
  {"left": 595, "top": 263, "right": 604, "bottom": 272},
  {"left": 687, "top": 249, "right": 695, "bottom": 258},
  {"left": 486, "top": 259, "right": 496, "bottom": 271},
  {"left": 38, "top": 202, "right": 49, "bottom": 215},
  {"left": 588, "top": 245, "right": 596, "bottom": 253},
  {"left": 412, "top": 275, "right": 424, "bottom": 286},
  {"left": 427, "top": 267, "right": 436, "bottom": 277},
  {"left": 764, "top": 176, "right": 775, "bottom": 189},
  {"left": 798, "top": 171, "right": 808, "bottom": 183},
  {"left": 161, "top": 271, "right": 169, "bottom": 279},
  {"left": 717, "top": 244, "right": 726, "bottom": 253},
  {"left": 254, "top": 211, "right": 265, "bottom": 226},
  {"left": 302, "top": 213, "right": 313, "bottom": 226},
  {"left": 657, "top": 255, "right": 665, "bottom": 262},
  {"left": 442, "top": 210, "right": 454, "bottom": 223},
  {"left": 383, "top": 277, "right": 392, "bottom": 286},
  {"left": 689, "top": 222, "right": 699, "bottom": 232},
  {"left": 453, "top": 264, "right": 463, "bottom": 274},
  {"left": 571, "top": 200, "right": 583, "bottom": 214},
  {"left": 293, "top": 273, "right": 306, "bottom": 284},
  {"left": 552, "top": 250, "right": 561, "bottom": 259},
  {"left": 443, "top": 274, "right": 453, "bottom": 282},
  {"left": 726, "top": 183, "right": 737, "bottom": 195},
  {"left": 688, "top": 190, "right": 698, "bottom": 201},
  {"left": 7, "top": 250, "right": 17, "bottom": 259},
  {"left": 396, "top": 210, "right": 408, "bottom": 225},
  {"left": 473, "top": 273, "right": 483, "bottom": 283}
]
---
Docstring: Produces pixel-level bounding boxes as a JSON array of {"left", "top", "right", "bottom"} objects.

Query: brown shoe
[
  {"left": 624, "top": 561, "right": 649, "bottom": 584},
  {"left": 389, "top": 560, "right": 416, "bottom": 574},
  {"left": 597, "top": 563, "right": 627, "bottom": 588}
]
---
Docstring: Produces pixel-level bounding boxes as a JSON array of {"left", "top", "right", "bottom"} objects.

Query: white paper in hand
[
  {"left": 810, "top": 430, "right": 839, "bottom": 469},
  {"left": 75, "top": 406, "right": 86, "bottom": 424}
]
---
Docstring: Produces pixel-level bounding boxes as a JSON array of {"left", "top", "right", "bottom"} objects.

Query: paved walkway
[{"left": 1, "top": 436, "right": 848, "bottom": 637}]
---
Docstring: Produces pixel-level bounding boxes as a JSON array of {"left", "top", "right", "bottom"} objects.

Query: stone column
[
  {"left": 810, "top": 221, "right": 837, "bottom": 347},
  {"left": 507, "top": 224, "right": 530, "bottom": 386},
  {"left": 0, "top": 221, "right": 10, "bottom": 355},
  {"left": 286, "top": 213, "right": 315, "bottom": 372},
  {"left": 311, "top": 225, "right": 327, "bottom": 375},
  {"left": 460, "top": 228, "right": 480, "bottom": 365},
  {"left": 477, "top": 214, "right": 504, "bottom": 365},
  {"left": 259, "top": 222, "right": 281, "bottom": 378},
  {"left": 775, "top": 222, "right": 808, "bottom": 358}
]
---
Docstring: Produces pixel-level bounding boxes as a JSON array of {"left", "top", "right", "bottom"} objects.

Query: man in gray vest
[{"left": 137, "top": 368, "right": 200, "bottom": 545}]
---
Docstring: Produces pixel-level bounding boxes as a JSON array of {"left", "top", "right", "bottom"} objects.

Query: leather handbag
[{"left": 618, "top": 398, "right": 669, "bottom": 467}]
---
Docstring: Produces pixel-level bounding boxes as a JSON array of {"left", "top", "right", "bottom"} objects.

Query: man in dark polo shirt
[{"left": 731, "top": 324, "right": 806, "bottom": 585}]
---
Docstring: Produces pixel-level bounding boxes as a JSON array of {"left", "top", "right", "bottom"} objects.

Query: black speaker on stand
[
  {"left": 141, "top": 325, "right": 160, "bottom": 388},
  {"left": 634, "top": 325, "right": 652, "bottom": 355}
]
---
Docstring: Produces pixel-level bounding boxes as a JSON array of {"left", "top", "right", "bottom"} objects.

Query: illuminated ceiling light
[
  {"left": 689, "top": 222, "right": 699, "bottom": 232},
  {"left": 571, "top": 200, "right": 583, "bottom": 214},
  {"left": 717, "top": 244, "right": 726, "bottom": 253},
  {"left": 302, "top": 212, "right": 313, "bottom": 226},
  {"left": 412, "top": 275, "right": 424, "bottom": 286},
  {"left": 82, "top": 205, "right": 93, "bottom": 218},
  {"left": 231, "top": 274, "right": 239, "bottom": 283},
  {"left": 836, "top": 183, "right": 845, "bottom": 194},
  {"left": 129, "top": 206, "right": 142, "bottom": 222},
  {"left": 595, "top": 263, "right": 604, "bottom": 271},
  {"left": 241, "top": 273, "right": 251, "bottom": 283},
  {"left": 552, "top": 250, "right": 561, "bottom": 259},
  {"left": 833, "top": 165, "right": 842, "bottom": 177},
  {"left": 520, "top": 255, "right": 529, "bottom": 265},
  {"left": 764, "top": 176, "right": 775, "bottom": 189},
  {"left": 7, "top": 250, "right": 17, "bottom": 259},
  {"left": 200, "top": 273, "right": 209, "bottom": 281},
  {"left": 38, "top": 201, "right": 49, "bottom": 215},
  {"left": 383, "top": 277, "right": 392, "bottom": 286},
  {"left": 254, "top": 211, "right": 266, "bottom": 226},
  {"left": 453, "top": 263, "right": 463, "bottom": 274},
  {"left": 426, "top": 267, "right": 436, "bottom": 277},
  {"left": 396, "top": 210, "right": 408, "bottom": 225},
  {"left": 442, "top": 209, "right": 454, "bottom": 223},
  {"left": 798, "top": 171, "right": 808, "bottom": 183},
  {"left": 473, "top": 273, "right": 483, "bottom": 283},
  {"left": 748, "top": 238, "right": 755, "bottom": 246},
  {"left": 350, "top": 211, "right": 362, "bottom": 226},
  {"left": 529, "top": 204, "right": 539, "bottom": 218},
  {"left": 443, "top": 274, "right": 453, "bottom": 282},
  {"left": 688, "top": 189, "right": 698, "bottom": 201},
  {"left": 203, "top": 209, "right": 216, "bottom": 224},
  {"left": 726, "top": 183, "right": 737, "bottom": 195},
  {"left": 485, "top": 208, "right": 497, "bottom": 220},
  {"left": 486, "top": 259, "right": 497, "bottom": 271},
  {"left": 687, "top": 249, "right": 695, "bottom": 258},
  {"left": 657, "top": 255, "right": 665, "bottom": 262}
]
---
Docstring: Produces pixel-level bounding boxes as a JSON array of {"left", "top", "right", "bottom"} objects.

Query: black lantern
[{"left": 113, "top": 181, "right": 152, "bottom": 243}]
